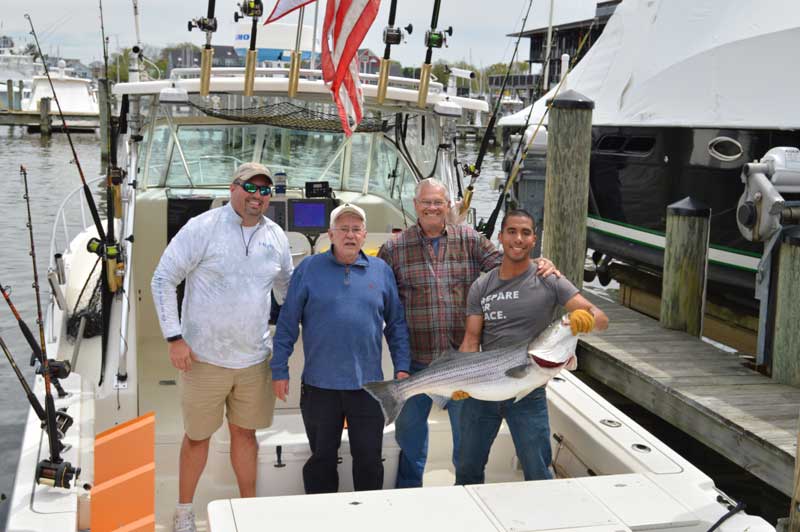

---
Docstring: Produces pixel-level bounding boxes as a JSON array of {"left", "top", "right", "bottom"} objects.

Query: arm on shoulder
[
  {"left": 564, "top": 293, "right": 609, "bottom": 332},
  {"left": 459, "top": 314, "right": 484, "bottom": 352}
]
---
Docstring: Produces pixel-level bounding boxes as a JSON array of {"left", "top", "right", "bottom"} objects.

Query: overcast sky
[{"left": 0, "top": 0, "right": 595, "bottom": 68}]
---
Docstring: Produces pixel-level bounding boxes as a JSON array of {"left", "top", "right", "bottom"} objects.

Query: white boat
[
  {"left": 4, "top": 60, "right": 774, "bottom": 532},
  {"left": 22, "top": 59, "right": 99, "bottom": 131},
  {"left": 0, "top": 38, "right": 35, "bottom": 108}
]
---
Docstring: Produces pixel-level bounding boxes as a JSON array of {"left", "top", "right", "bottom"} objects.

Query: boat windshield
[{"left": 144, "top": 123, "right": 419, "bottom": 213}]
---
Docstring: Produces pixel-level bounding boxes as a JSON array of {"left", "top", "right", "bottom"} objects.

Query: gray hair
[{"left": 414, "top": 178, "right": 451, "bottom": 201}]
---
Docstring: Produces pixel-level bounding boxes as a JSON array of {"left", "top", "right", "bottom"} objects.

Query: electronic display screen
[
  {"left": 265, "top": 201, "right": 286, "bottom": 230},
  {"left": 287, "top": 198, "right": 334, "bottom": 234}
]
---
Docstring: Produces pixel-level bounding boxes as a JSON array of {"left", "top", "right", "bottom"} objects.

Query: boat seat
[{"left": 285, "top": 231, "right": 312, "bottom": 267}]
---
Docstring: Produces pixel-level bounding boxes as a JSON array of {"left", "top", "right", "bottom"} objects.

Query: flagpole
[{"left": 288, "top": 7, "right": 304, "bottom": 97}]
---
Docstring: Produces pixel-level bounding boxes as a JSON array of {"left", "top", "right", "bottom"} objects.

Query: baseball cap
[
  {"left": 330, "top": 203, "right": 367, "bottom": 226},
  {"left": 232, "top": 162, "right": 273, "bottom": 184}
]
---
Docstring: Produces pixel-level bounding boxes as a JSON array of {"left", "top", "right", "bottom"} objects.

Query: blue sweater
[{"left": 271, "top": 249, "right": 411, "bottom": 390}]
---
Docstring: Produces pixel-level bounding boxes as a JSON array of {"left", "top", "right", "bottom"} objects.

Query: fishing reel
[
  {"left": 383, "top": 23, "right": 413, "bottom": 46},
  {"left": 44, "top": 359, "right": 71, "bottom": 380},
  {"left": 425, "top": 26, "right": 453, "bottom": 49},
  {"left": 234, "top": 0, "right": 263, "bottom": 21},
  {"left": 36, "top": 459, "right": 80, "bottom": 490},
  {"left": 86, "top": 238, "right": 119, "bottom": 260},
  {"left": 42, "top": 408, "right": 74, "bottom": 441},
  {"left": 188, "top": 15, "right": 218, "bottom": 33}
]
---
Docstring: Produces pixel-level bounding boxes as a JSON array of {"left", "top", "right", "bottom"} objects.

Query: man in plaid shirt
[{"left": 378, "top": 178, "right": 558, "bottom": 488}]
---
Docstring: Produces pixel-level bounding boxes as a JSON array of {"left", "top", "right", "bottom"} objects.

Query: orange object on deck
[{"left": 91, "top": 412, "right": 156, "bottom": 532}]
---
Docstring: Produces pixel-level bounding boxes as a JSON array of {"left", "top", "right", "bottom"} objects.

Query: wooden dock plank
[{"left": 578, "top": 292, "right": 799, "bottom": 497}]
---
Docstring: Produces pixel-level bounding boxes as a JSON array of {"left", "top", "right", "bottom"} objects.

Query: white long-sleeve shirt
[{"left": 151, "top": 202, "right": 293, "bottom": 369}]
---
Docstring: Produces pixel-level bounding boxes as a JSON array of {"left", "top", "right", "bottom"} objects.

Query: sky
[{"left": 0, "top": 0, "right": 596, "bottom": 69}]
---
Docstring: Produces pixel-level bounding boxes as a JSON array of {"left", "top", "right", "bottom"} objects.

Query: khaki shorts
[{"left": 180, "top": 359, "right": 275, "bottom": 441}]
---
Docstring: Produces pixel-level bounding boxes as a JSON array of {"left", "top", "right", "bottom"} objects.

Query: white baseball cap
[
  {"left": 330, "top": 203, "right": 366, "bottom": 226},
  {"left": 232, "top": 162, "right": 273, "bottom": 184}
]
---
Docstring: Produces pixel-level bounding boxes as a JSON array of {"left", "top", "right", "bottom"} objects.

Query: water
[
  {"left": 0, "top": 127, "right": 504, "bottom": 523},
  {"left": 0, "top": 126, "right": 101, "bottom": 522}
]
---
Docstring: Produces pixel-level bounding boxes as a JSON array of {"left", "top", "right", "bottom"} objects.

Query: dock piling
[
  {"left": 17, "top": 80, "right": 23, "bottom": 110},
  {"left": 773, "top": 227, "right": 800, "bottom": 386},
  {"left": 541, "top": 89, "right": 594, "bottom": 289},
  {"left": 660, "top": 197, "right": 710, "bottom": 337},
  {"left": 39, "top": 97, "right": 52, "bottom": 136},
  {"left": 5, "top": 80, "right": 12, "bottom": 109}
]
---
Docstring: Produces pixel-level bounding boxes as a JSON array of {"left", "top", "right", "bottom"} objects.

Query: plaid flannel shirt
[{"left": 378, "top": 223, "right": 501, "bottom": 365}]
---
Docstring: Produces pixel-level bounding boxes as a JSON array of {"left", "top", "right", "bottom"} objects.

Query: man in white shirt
[{"left": 152, "top": 162, "right": 293, "bottom": 532}]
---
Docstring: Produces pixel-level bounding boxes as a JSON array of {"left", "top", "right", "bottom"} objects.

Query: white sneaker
[{"left": 174, "top": 506, "right": 197, "bottom": 532}]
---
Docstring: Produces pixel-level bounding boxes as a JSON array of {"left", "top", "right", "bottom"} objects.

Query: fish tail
[{"left": 363, "top": 380, "right": 405, "bottom": 426}]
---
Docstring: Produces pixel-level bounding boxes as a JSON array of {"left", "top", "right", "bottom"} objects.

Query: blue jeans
[
  {"left": 456, "top": 386, "right": 552, "bottom": 485},
  {"left": 394, "top": 362, "right": 464, "bottom": 488}
]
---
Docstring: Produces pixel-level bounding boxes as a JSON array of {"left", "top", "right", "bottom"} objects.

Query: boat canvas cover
[{"left": 500, "top": 0, "right": 800, "bottom": 129}]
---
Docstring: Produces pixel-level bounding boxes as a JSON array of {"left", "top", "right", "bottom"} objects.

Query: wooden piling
[
  {"left": 17, "top": 80, "right": 23, "bottom": 110},
  {"left": 5, "top": 80, "right": 12, "bottom": 109},
  {"left": 773, "top": 227, "right": 800, "bottom": 386},
  {"left": 660, "top": 197, "right": 710, "bottom": 337},
  {"left": 39, "top": 97, "right": 52, "bottom": 136},
  {"left": 541, "top": 89, "right": 594, "bottom": 290}
]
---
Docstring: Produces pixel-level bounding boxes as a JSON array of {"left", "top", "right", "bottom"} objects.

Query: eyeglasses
[
  {"left": 417, "top": 199, "right": 447, "bottom": 208},
  {"left": 333, "top": 226, "right": 365, "bottom": 235},
  {"left": 237, "top": 181, "right": 272, "bottom": 196}
]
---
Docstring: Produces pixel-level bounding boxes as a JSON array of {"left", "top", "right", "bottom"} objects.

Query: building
[
  {"left": 166, "top": 45, "right": 243, "bottom": 75},
  {"left": 509, "top": 0, "right": 621, "bottom": 100}
]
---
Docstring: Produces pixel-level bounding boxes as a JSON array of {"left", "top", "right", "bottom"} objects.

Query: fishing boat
[
  {"left": 499, "top": 0, "right": 800, "bottom": 315},
  {"left": 22, "top": 59, "right": 99, "bottom": 131},
  {"left": 4, "top": 7, "right": 775, "bottom": 532}
]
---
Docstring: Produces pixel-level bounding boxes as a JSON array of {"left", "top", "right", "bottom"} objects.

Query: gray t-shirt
[{"left": 466, "top": 264, "right": 579, "bottom": 350}]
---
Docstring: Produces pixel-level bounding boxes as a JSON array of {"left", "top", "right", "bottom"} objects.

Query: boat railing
[
  {"left": 168, "top": 67, "right": 444, "bottom": 94},
  {"left": 45, "top": 175, "right": 105, "bottom": 343}
]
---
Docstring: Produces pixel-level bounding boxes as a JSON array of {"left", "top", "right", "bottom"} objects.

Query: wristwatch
[{"left": 166, "top": 334, "right": 183, "bottom": 343}]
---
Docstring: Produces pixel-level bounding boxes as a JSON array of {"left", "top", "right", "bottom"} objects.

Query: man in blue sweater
[{"left": 271, "top": 203, "right": 411, "bottom": 493}]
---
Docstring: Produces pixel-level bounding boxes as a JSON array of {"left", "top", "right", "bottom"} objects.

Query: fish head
[{"left": 527, "top": 315, "right": 579, "bottom": 368}]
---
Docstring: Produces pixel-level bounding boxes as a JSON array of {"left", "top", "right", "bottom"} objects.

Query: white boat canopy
[{"left": 499, "top": 0, "right": 800, "bottom": 129}]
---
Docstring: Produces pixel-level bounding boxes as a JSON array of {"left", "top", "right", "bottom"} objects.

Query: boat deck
[{"left": 578, "top": 291, "right": 799, "bottom": 497}]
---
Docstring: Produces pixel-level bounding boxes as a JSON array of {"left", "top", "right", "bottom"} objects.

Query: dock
[
  {"left": 578, "top": 291, "right": 799, "bottom": 498},
  {"left": 0, "top": 109, "right": 99, "bottom": 131}
]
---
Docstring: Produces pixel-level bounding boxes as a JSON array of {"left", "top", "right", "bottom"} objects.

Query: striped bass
[{"left": 364, "top": 315, "right": 581, "bottom": 426}]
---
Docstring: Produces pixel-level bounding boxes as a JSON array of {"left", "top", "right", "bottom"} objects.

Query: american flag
[
  {"left": 265, "top": 0, "right": 379, "bottom": 135},
  {"left": 320, "top": 0, "right": 380, "bottom": 136}
]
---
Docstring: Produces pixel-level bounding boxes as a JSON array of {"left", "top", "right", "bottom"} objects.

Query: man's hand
[
  {"left": 451, "top": 390, "right": 470, "bottom": 400},
  {"left": 396, "top": 371, "right": 410, "bottom": 380},
  {"left": 273, "top": 379, "right": 290, "bottom": 401},
  {"left": 169, "top": 339, "right": 197, "bottom": 371},
  {"left": 534, "top": 257, "right": 562, "bottom": 278},
  {"left": 569, "top": 309, "right": 595, "bottom": 336}
]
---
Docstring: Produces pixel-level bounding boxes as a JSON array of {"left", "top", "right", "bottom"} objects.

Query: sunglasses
[{"left": 237, "top": 181, "right": 272, "bottom": 196}]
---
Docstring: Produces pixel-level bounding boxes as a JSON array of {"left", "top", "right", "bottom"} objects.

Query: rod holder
[
  {"left": 376, "top": 59, "right": 390, "bottom": 104},
  {"left": 243, "top": 49, "right": 257, "bottom": 96},
  {"left": 47, "top": 271, "right": 68, "bottom": 313},
  {"left": 287, "top": 51, "right": 301, "bottom": 98},
  {"left": 54, "top": 254, "right": 65, "bottom": 284},
  {"left": 417, "top": 63, "right": 432, "bottom": 108},
  {"left": 71, "top": 316, "right": 87, "bottom": 370},
  {"left": 199, "top": 47, "right": 213, "bottom": 96}
]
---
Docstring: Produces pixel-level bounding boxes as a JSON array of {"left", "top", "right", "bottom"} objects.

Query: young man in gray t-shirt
[{"left": 455, "top": 209, "right": 608, "bottom": 485}]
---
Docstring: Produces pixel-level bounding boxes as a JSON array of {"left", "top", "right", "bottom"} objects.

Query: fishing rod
[
  {"left": 376, "top": 0, "right": 412, "bottom": 104},
  {"left": 19, "top": 165, "right": 71, "bottom": 400},
  {"left": 417, "top": 0, "right": 451, "bottom": 108},
  {"left": 189, "top": 0, "right": 218, "bottom": 96},
  {"left": 0, "top": 284, "right": 79, "bottom": 487},
  {"left": 235, "top": 0, "right": 263, "bottom": 96},
  {"left": 460, "top": 0, "right": 534, "bottom": 216},
  {"left": 479, "top": 22, "right": 596, "bottom": 240},
  {"left": 24, "top": 14, "right": 106, "bottom": 244},
  {"left": 0, "top": 335, "right": 74, "bottom": 444}
]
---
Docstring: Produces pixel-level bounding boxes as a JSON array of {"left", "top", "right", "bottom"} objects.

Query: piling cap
[
  {"left": 547, "top": 89, "right": 595, "bottom": 110},
  {"left": 782, "top": 226, "right": 800, "bottom": 246},
  {"left": 667, "top": 197, "right": 711, "bottom": 218}
]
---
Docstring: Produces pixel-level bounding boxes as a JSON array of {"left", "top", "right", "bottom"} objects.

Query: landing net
[{"left": 188, "top": 99, "right": 392, "bottom": 134}]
